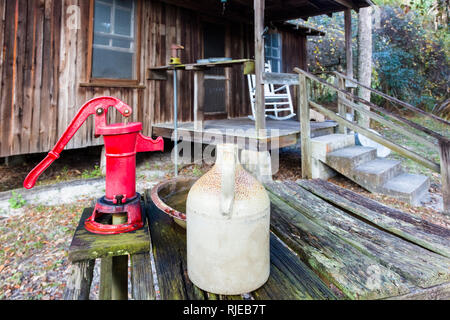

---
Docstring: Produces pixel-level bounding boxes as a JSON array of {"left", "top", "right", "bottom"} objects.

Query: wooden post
[
  {"left": 99, "top": 213, "right": 129, "bottom": 300},
  {"left": 193, "top": 71, "right": 204, "bottom": 131},
  {"left": 336, "top": 75, "right": 347, "bottom": 134},
  {"left": 63, "top": 260, "right": 95, "bottom": 300},
  {"left": 299, "top": 73, "right": 311, "bottom": 179},
  {"left": 344, "top": 9, "right": 355, "bottom": 120},
  {"left": 344, "top": 9, "right": 353, "bottom": 81},
  {"left": 254, "top": 0, "right": 266, "bottom": 137},
  {"left": 439, "top": 139, "right": 450, "bottom": 215}
]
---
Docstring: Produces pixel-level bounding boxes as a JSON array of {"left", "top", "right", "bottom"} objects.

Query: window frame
[
  {"left": 264, "top": 33, "right": 282, "bottom": 73},
  {"left": 86, "top": 0, "right": 142, "bottom": 86}
]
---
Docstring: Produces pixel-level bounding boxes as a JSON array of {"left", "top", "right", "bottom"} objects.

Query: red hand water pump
[{"left": 23, "top": 97, "right": 164, "bottom": 234}]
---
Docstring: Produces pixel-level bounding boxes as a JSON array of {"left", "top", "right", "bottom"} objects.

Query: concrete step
[
  {"left": 326, "top": 146, "right": 377, "bottom": 176},
  {"left": 382, "top": 173, "right": 430, "bottom": 206},
  {"left": 310, "top": 134, "right": 355, "bottom": 179},
  {"left": 353, "top": 158, "right": 403, "bottom": 191}
]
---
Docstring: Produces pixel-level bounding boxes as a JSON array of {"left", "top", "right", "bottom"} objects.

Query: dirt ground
[{"left": 0, "top": 142, "right": 448, "bottom": 299}]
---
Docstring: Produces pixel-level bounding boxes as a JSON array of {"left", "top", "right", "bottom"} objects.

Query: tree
[{"left": 357, "top": 6, "right": 373, "bottom": 128}]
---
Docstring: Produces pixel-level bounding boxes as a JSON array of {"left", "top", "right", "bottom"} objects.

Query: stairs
[{"left": 311, "top": 134, "right": 430, "bottom": 206}]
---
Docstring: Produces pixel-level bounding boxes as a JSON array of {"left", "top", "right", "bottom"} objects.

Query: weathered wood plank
[
  {"left": 63, "top": 259, "right": 95, "bottom": 300},
  {"left": 267, "top": 189, "right": 412, "bottom": 299},
  {"left": 145, "top": 193, "right": 208, "bottom": 300},
  {"left": 439, "top": 139, "right": 450, "bottom": 215},
  {"left": 68, "top": 208, "right": 151, "bottom": 262},
  {"left": 267, "top": 181, "right": 450, "bottom": 290},
  {"left": 252, "top": 233, "right": 338, "bottom": 300},
  {"left": 297, "top": 179, "right": 450, "bottom": 258},
  {"left": 131, "top": 252, "right": 156, "bottom": 300},
  {"left": 99, "top": 256, "right": 113, "bottom": 300},
  {"left": 299, "top": 73, "right": 311, "bottom": 179},
  {"left": 262, "top": 72, "right": 299, "bottom": 85},
  {"left": 386, "top": 282, "right": 450, "bottom": 300}
]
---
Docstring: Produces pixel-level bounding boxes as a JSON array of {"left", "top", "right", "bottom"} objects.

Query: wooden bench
[
  {"left": 63, "top": 180, "right": 450, "bottom": 300},
  {"left": 63, "top": 207, "right": 154, "bottom": 300}
]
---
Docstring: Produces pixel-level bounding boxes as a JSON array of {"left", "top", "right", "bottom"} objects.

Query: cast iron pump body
[{"left": 23, "top": 97, "right": 164, "bottom": 234}]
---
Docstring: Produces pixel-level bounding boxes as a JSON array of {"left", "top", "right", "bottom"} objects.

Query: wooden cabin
[{"left": 0, "top": 0, "right": 371, "bottom": 158}]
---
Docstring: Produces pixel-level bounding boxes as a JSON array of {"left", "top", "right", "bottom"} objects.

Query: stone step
[
  {"left": 382, "top": 173, "right": 430, "bottom": 206},
  {"left": 310, "top": 134, "right": 355, "bottom": 180},
  {"left": 326, "top": 146, "right": 377, "bottom": 176},
  {"left": 353, "top": 158, "right": 403, "bottom": 191}
]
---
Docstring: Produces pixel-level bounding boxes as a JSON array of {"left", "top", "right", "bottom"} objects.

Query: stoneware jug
[{"left": 186, "top": 143, "right": 270, "bottom": 295}]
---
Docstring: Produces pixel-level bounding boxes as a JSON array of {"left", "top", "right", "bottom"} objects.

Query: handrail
[
  {"left": 339, "top": 97, "right": 439, "bottom": 151},
  {"left": 309, "top": 100, "right": 441, "bottom": 173},
  {"left": 333, "top": 71, "right": 450, "bottom": 127},
  {"left": 293, "top": 67, "right": 450, "bottom": 214},
  {"left": 294, "top": 67, "right": 449, "bottom": 143}
]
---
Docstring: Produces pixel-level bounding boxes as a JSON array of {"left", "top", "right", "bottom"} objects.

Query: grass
[
  {"left": 81, "top": 165, "right": 102, "bottom": 179},
  {"left": 8, "top": 191, "right": 26, "bottom": 209}
]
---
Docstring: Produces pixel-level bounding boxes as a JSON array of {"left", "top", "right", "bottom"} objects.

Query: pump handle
[{"left": 23, "top": 97, "right": 132, "bottom": 189}]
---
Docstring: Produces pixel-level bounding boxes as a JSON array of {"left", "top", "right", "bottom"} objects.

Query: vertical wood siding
[{"left": 0, "top": 0, "right": 306, "bottom": 158}]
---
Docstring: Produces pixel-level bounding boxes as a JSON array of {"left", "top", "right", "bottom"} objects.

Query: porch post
[
  {"left": 344, "top": 9, "right": 354, "bottom": 121},
  {"left": 254, "top": 0, "right": 266, "bottom": 137},
  {"left": 344, "top": 9, "right": 353, "bottom": 81}
]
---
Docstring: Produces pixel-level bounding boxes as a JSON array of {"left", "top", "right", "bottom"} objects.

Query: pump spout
[{"left": 136, "top": 134, "right": 164, "bottom": 153}]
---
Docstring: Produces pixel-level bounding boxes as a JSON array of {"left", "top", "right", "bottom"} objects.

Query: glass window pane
[
  {"left": 271, "top": 35, "right": 278, "bottom": 47},
  {"left": 112, "top": 38, "right": 131, "bottom": 49},
  {"left": 115, "top": 8, "right": 132, "bottom": 36},
  {"left": 94, "top": 2, "right": 111, "bottom": 33},
  {"left": 92, "top": 48, "right": 134, "bottom": 79},
  {"left": 272, "top": 48, "right": 279, "bottom": 57},
  {"left": 115, "top": 0, "right": 133, "bottom": 9},
  {"left": 94, "top": 35, "right": 110, "bottom": 45}
]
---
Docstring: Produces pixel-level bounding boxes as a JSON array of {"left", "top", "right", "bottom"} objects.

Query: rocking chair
[{"left": 247, "top": 62, "right": 296, "bottom": 121}]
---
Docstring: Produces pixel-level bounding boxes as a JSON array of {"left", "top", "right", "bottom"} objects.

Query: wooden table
[
  {"left": 63, "top": 179, "right": 450, "bottom": 300},
  {"left": 63, "top": 207, "right": 153, "bottom": 300},
  {"left": 148, "top": 59, "right": 254, "bottom": 131}
]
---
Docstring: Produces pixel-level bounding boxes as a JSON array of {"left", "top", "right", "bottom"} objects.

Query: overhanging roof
[{"left": 159, "top": 0, "right": 373, "bottom": 23}]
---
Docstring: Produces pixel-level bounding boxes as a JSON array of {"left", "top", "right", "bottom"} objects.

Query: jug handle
[{"left": 220, "top": 153, "right": 236, "bottom": 218}]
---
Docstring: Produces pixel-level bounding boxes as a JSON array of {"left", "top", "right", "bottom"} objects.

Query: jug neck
[{"left": 216, "top": 144, "right": 239, "bottom": 168}]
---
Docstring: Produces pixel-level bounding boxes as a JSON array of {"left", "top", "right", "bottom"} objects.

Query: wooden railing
[{"left": 263, "top": 68, "right": 450, "bottom": 214}]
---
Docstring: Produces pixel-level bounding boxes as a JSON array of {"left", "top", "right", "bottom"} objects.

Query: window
[
  {"left": 90, "top": 0, "right": 138, "bottom": 81},
  {"left": 264, "top": 33, "right": 282, "bottom": 73}
]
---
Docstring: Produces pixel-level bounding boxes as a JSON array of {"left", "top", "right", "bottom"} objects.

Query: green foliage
[
  {"left": 9, "top": 191, "right": 26, "bottom": 209},
  {"left": 81, "top": 165, "right": 102, "bottom": 179},
  {"left": 301, "top": 3, "right": 448, "bottom": 112},
  {"left": 373, "top": 6, "right": 448, "bottom": 111}
]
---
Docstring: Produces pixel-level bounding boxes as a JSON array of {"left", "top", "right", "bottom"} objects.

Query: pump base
[{"left": 84, "top": 194, "right": 144, "bottom": 235}]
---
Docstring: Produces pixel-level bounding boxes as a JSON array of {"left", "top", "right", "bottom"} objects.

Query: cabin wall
[{"left": 0, "top": 0, "right": 307, "bottom": 158}]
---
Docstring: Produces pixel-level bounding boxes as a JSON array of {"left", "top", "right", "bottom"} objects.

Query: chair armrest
[{"left": 274, "top": 85, "right": 288, "bottom": 92}]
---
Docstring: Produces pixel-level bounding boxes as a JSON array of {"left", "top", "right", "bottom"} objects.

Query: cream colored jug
[{"left": 186, "top": 143, "right": 270, "bottom": 295}]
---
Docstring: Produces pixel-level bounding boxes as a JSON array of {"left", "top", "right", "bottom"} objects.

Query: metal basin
[{"left": 150, "top": 177, "right": 198, "bottom": 229}]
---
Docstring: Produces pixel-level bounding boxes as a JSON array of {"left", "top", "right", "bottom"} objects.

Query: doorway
[{"left": 203, "top": 22, "right": 227, "bottom": 117}]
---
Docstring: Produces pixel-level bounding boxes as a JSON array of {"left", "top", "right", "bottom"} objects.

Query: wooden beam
[
  {"left": 332, "top": 0, "right": 359, "bottom": 11},
  {"left": 254, "top": 0, "right": 266, "bottom": 136},
  {"left": 438, "top": 139, "right": 450, "bottom": 215},
  {"left": 344, "top": 9, "right": 353, "bottom": 79},
  {"left": 299, "top": 73, "right": 311, "bottom": 179}
]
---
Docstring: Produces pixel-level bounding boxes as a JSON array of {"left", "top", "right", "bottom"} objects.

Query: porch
[{"left": 152, "top": 117, "right": 337, "bottom": 151}]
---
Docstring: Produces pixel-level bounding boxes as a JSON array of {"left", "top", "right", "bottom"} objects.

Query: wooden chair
[{"left": 247, "top": 62, "right": 296, "bottom": 121}]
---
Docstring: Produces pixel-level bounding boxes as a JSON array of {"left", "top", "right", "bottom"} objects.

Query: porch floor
[{"left": 152, "top": 117, "right": 337, "bottom": 150}]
